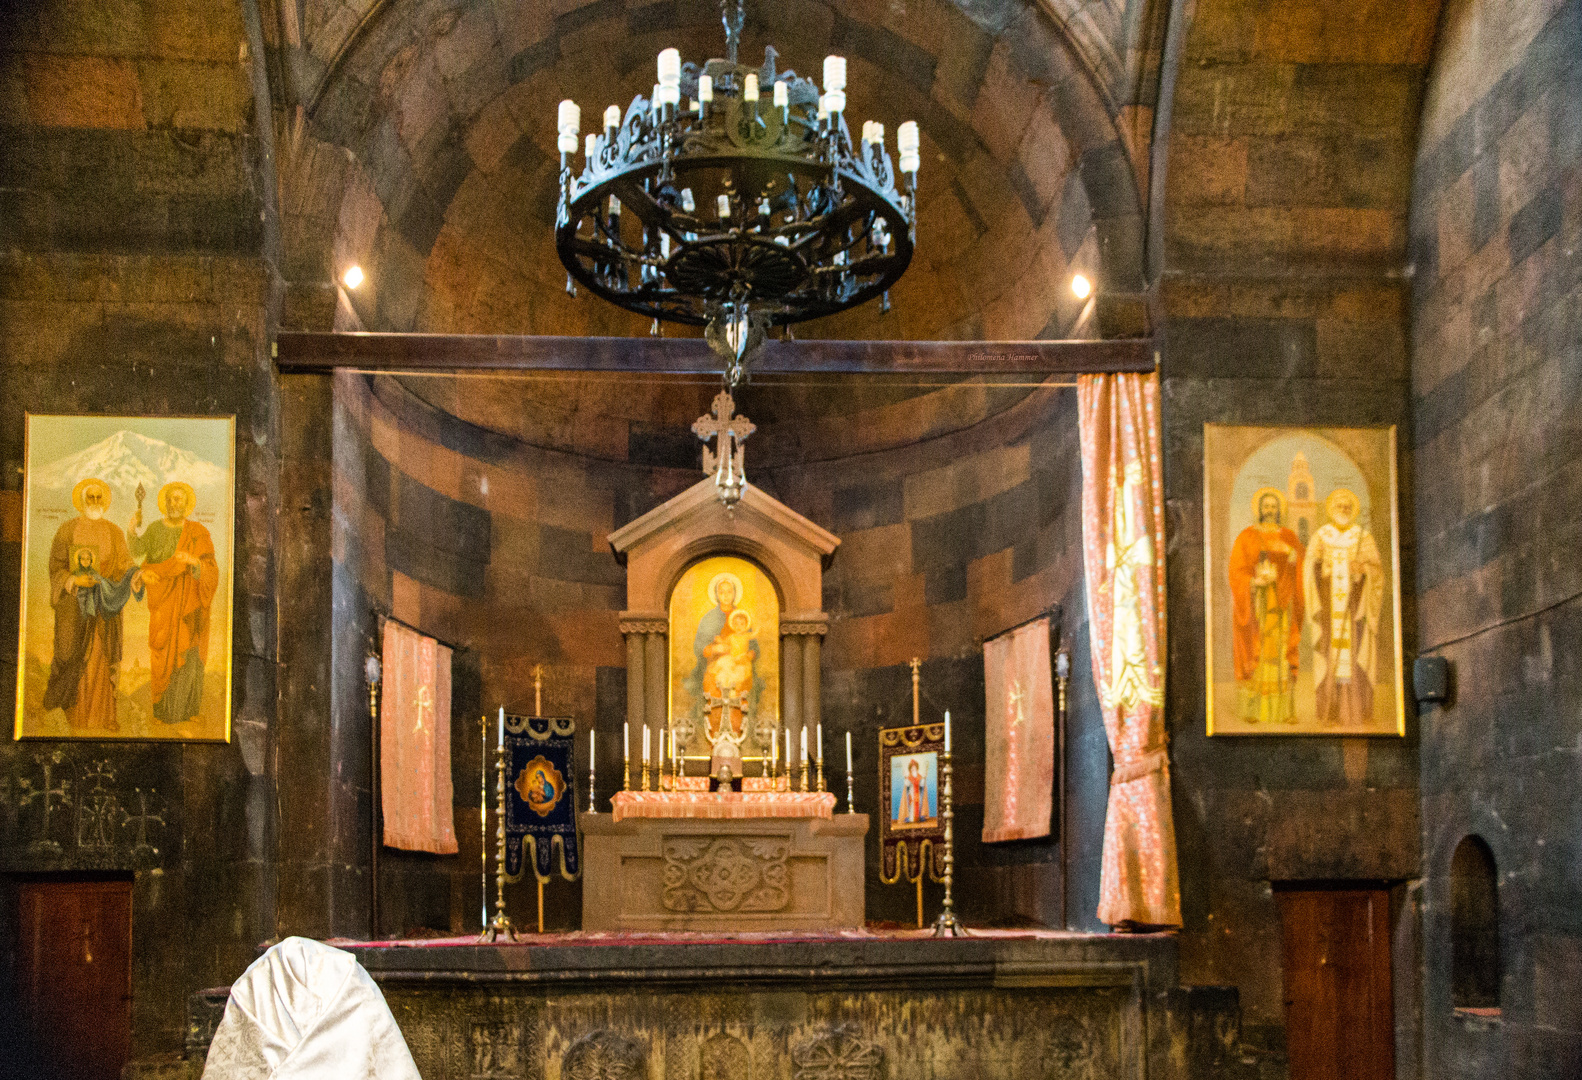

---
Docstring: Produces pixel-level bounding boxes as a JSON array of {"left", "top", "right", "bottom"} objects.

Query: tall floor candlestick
[
  {"left": 931, "top": 745, "right": 966, "bottom": 937},
  {"left": 479, "top": 744, "right": 518, "bottom": 941},
  {"left": 479, "top": 714, "right": 489, "bottom": 931}
]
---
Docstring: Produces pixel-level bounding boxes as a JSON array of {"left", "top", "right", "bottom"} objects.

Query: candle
[
  {"left": 497, "top": 706, "right": 504, "bottom": 747},
  {"left": 801, "top": 726, "right": 808, "bottom": 758},
  {"left": 771, "top": 731, "right": 778, "bottom": 767},
  {"left": 944, "top": 709, "right": 951, "bottom": 753},
  {"left": 817, "top": 723, "right": 823, "bottom": 762},
  {"left": 590, "top": 730, "right": 596, "bottom": 770},
  {"left": 624, "top": 720, "right": 630, "bottom": 760},
  {"left": 643, "top": 725, "right": 650, "bottom": 764},
  {"left": 784, "top": 728, "right": 791, "bottom": 769},
  {"left": 846, "top": 730, "right": 853, "bottom": 772}
]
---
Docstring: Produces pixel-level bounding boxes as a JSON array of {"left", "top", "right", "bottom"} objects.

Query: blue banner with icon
[{"left": 503, "top": 714, "right": 580, "bottom": 882}]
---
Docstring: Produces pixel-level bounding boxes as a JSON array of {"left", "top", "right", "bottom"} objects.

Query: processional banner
[
  {"left": 380, "top": 621, "right": 457, "bottom": 854},
  {"left": 982, "top": 616, "right": 1055, "bottom": 843},
  {"left": 877, "top": 722, "right": 945, "bottom": 883},
  {"left": 503, "top": 714, "right": 580, "bottom": 882}
]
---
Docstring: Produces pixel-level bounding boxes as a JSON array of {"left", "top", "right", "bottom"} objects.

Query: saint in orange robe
[
  {"left": 132, "top": 517, "right": 218, "bottom": 724},
  {"left": 1227, "top": 523, "right": 1304, "bottom": 723}
]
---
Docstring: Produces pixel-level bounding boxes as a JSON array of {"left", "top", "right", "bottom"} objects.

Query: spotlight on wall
[
  {"left": 343, "top": 265, "right": 365, "bottom": 289},
  {"left": 1070, "top": 273, "right": 1092, "bottom": 300}
]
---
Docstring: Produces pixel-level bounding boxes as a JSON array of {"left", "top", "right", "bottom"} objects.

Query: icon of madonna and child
[{"left": 668, "top": 556, "right": 780, "bottom": 783}]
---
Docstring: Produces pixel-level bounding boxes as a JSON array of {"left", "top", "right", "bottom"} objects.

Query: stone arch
[{"left": 1449, "top": 833, "right": 1500, "bottom": 1012}]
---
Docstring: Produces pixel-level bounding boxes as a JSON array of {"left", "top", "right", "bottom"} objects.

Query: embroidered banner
[
  {"left": 380, "top": 622, "right": 456, "bottom": 854},
  {"left": 1078, "top": 371, "right": 1180, "bottom": 927},
  {"left": 877, "top": 722, "right": 945, "bottom": 883},
  {"left": 982, "top": 616, "right": 1055, "bottom": 843},
  {"left": 503, "top": 714, "right": 579, "bottom": 882}
]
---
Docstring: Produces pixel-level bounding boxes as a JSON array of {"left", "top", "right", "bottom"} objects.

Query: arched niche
[
  {"left": 609, "top": 478, "right": 839, "bottom": 748},
  {"left": 1450, "top": 834, "right": 1501, "bottom": 1013}
]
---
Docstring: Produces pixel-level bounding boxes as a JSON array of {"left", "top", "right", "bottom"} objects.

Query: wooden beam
[{"left": 273, "top": 332, "right": 1154, "bottom": 375}]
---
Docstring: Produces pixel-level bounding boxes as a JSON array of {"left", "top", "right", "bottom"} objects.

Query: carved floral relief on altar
[
  {"left": 661, "top": 835, "right": 790, "bottom": 912},
  {"left": 791, "top": 1027, "right": 885, "bottom": 1080},
  {"left": 668, "top": 555, "right": 779, "bottom": 759}
]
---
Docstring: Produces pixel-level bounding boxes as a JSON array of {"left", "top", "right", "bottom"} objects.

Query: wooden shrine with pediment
[{"left": 580, "top": 391, "right": 867, "bottom": 931}]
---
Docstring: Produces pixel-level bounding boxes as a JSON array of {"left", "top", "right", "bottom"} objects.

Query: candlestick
[
  {"left": 478, "top": 745, "right": 518, "bottom": 942},
  {"left": 845, "top": 730, "right": 856, "bottom": 814},
  {"left": 931, "top": 745, "right": 966, "bottom": 937},
  {"left": 479, "top": 715, "right": 488, "bottom": 930},
  {"left": 799, "top": 726, "right": 810, "bottom": 792},
  {"left": 588, "top": 730, "right": 597, "bottom": 813},
  {"left": 641, "top": 726, "right": 651, "bottom": 792},
  {"left": 770, "top": 727, "right": 778, "bottom": 781},
  {"left": 623, "top": 721, "right": 631, "bottom": 791}
]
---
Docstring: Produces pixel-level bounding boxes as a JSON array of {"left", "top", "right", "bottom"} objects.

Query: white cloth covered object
[{"left": 201, "top": 936, "right": 420, "bottom": 1080}]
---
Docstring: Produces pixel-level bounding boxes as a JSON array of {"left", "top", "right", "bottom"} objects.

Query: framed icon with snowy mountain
[{"left": 15, "top": 415, "right": 235, "bottom": 741}]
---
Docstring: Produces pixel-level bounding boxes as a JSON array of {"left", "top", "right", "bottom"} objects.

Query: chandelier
[{"left": 553, "top": 0, "right": 921, "bottom": 385}]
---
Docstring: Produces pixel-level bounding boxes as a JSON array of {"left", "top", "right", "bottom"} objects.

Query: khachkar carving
[
  {"left": 791, "top": 1028, "right": 885, "bottom": 1080},
  {"left": 16, "top": 750, "right": 73, "bottom": 857},
  {"left": 7, "top": 752, "right": 167, "bottom": 865},
  {"left": 467, "top": 1020, "right": 529, "bottom": 1080},
  {"left": 661, "top": 835, "right": 789, "bottom": 913},
  {"left": 563, "top": 1030, "right": 646, "bottom": 1080}
]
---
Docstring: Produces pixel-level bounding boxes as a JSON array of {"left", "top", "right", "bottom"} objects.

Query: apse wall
[
  {"left": 328, "top": 371, "right": 1099, "bottom": 930},
  {"left": 1409, "top": 0, "right": 1582, "bottom": 1075}
]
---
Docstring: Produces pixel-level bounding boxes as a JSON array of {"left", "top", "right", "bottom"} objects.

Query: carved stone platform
[
  {"left": 339, "top": 933, "right": 1243, "bottom": 1080},
  {"left": 580, "top": 810, "right": 868, "bottom": 932}
]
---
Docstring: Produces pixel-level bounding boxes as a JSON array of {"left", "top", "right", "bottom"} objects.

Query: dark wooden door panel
[
  {"left": 1278, "top": 888, "right": 1394, "bottom": 1080},
  {"left": 16, "top": 879, "right": 133, "bottom": 1080}
]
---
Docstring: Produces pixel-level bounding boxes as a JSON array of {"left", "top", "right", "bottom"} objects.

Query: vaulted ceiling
[{"left": 274, "top": 0, "right": 1168, "bottom": 338}]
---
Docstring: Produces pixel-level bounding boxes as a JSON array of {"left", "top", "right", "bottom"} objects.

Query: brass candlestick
[
  {"left": 479, "top": 745, "right": 518, "bottom": 942},
  {"left": 800, "top": 749, "right": 810, "bottom": 793},
  {"left": 588, "top": 740, "right": 597, "bottom": 814},
  {"left": 931, "top": 749, "right": 966, "bottom": 937},
  {"left": 479, "top": 715, "right": 489, "bottom": 931},
  {"left": 846, "top": 763, "right": 857, "bottom": 814}
]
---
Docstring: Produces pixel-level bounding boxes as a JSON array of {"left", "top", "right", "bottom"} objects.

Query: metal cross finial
[
  {"left": 693, "top": 390, "right": 755, "bottom": 508},
  {"left": 722, "top": 0, "right": 745, "bottom": 65}
]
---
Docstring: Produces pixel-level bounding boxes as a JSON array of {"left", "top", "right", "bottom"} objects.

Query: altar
[{"left": 577, "top": 401, "right": 871, "bottom": 933}]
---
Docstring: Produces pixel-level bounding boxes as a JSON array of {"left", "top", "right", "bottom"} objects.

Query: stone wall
[
  {"left": 1153, "top": 0, "right": 1441, "bottom": 1063},
  {"left": 1408, "top": 0, "right": 1582, "bottom": 1075},
  {"left": 0, "top": 0, "right": 281, "bottom": 1059}
]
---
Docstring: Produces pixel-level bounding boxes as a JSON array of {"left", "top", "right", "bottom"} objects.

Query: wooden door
[
  {"left": 1277, "top": 887, "right": 1394, "bottom": 1080},
  {"left": 16, "top": 879, "right": 133, "bottom": 1080}
]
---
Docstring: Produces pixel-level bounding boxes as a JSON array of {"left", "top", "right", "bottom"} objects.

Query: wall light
[
  {"left": 343, "top": 265, "right": 365, "bottom": 289},
  {"left": 1070, "top": 273, "right": 1092, "bottom": 299}
]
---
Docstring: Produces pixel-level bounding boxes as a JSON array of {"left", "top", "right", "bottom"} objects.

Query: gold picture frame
[
  {"left": 15, "top": 415, "right": 236, "bottom": 742},
  {"left": 1204, "top": 424, "right": 1404, "bottom": 736}
]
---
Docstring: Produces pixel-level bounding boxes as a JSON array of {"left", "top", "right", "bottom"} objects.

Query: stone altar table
[{"left": 581, "top": 795, "right": 867, "bottom": 932}]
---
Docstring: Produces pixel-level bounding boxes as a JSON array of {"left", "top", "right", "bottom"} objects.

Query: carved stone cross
[{"left": 692, "top": 390, "right": 755, "bottom": 478}]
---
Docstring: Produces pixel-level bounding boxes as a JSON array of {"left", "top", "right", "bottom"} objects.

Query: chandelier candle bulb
[
  {"left": 585, "top": 133, "right": 596, "bottom": 158},
  {"left": 698, "top": 74, "right": 713, "bottom": 102},
  {"left": 743, "top": 72, "right": 759, "bottom": 102},
  {"left": 680, "top": 188, "right": 694, "bottom": 212},
  {"left": 873, "top": 122, "right": 884, "bottom": 147},
  {"left": 717, "top": 193, "right": 731, "bottom": 219},
  {"left": 657, "top": 47, "right": 681, "bottom": 87},
  {"left": 604, "top": 105, "right": 620, "bottom": 133},
  {"left": 824, "top": 55, "right": 846, "bottom": 91}
]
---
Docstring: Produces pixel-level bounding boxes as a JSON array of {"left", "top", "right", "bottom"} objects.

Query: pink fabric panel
[
  {"left": 982, "top": 617, "right": 1055, "bottom": 842},
  {"left": 610, "top": 791, "right": 836, "bottom": 822},
  {"left": 380, "top": 621, "right": 458, "bottom": 854},
  {"left": 1078, "top": 371, "right": 1181, "bottom": 927}
]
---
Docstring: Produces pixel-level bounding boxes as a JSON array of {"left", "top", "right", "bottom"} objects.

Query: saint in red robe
[{"left": 131, "top": 517, "right": 218, "bottom": 724}]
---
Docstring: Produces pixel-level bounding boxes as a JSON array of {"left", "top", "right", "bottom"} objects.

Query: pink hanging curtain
[
  {"left": 380, "top": 621, "right": 457, "bottom": 854},
  {"left": 1078, "top": 371, "right": 1181, "bottom": 927}
]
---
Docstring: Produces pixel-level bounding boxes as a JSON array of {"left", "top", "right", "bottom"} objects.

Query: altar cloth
[{"left": 609, "top": 790, "right": 837, "bottom": 822}]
